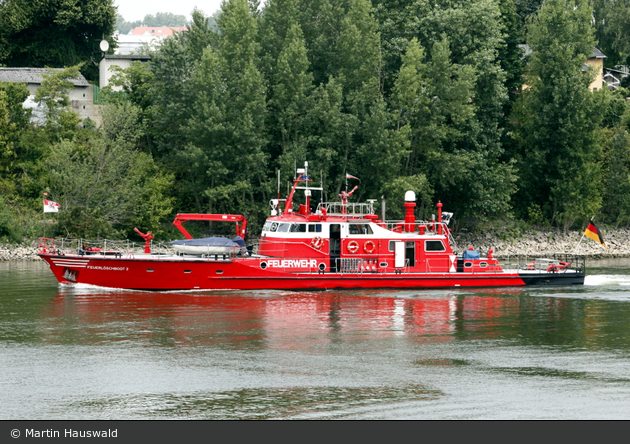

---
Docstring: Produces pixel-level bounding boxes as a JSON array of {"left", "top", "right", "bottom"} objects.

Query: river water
[{"left": 1, "top": 259, "right": 630, "bottom": 420}]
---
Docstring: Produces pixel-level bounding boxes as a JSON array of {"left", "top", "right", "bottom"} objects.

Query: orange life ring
[
  {"left": 311, "top": 236, "right": 324, "bottom": 249},
  {"left": 364, "top": 240, "right": 375, "bottom": 254},
  {"left": 347, "top": 240, "right": 359, "bottom": 254}
]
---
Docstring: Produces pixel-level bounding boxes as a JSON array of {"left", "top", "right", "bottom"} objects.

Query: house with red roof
[{"left": 129, "top": 27, "right": 187, "bottom": 37}]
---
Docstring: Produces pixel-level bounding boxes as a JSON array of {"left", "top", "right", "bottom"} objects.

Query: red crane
[{"left": 172, "top": 214, "right": 248, "bottom": 240}]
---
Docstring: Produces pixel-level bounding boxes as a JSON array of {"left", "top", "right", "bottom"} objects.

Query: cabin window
[
  {"left": 290, "top": 223, "right": 307, "bottom": 233},
  {"left": 425, "top": 240, "right": 446, "bottom": 252},
  {"left": 389, "top": 240, "right": 396, "bottom": 252},
  {"left": 277, "top": 223, "right": 290, "bottom": 232},
  {"left": 263, "top": 222, "right": 272, "bottom": 232},
  {"left": 349, "top": 224, "right": 373, "bottom": 235},
  {"left": 308, "top": 224, "right": 322, "bottom": 233}
]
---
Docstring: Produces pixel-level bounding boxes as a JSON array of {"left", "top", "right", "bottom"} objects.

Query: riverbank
[
  {"left": 1, "top": 229, "right": 626, "bottom": 261},
  {"left": 0, "top": 241, "right": 39, "bottom": 261},
  {"left": 456, "top": 228, "right": 629, "bottom": 258}
]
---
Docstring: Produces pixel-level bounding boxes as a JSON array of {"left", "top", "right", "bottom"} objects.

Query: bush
[{"left": 0, "top": 198, "right": 21, "bottom": 243}]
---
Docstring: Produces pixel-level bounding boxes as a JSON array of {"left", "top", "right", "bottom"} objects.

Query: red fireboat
[{"left": 38, "top": 163, "right": 585, "bottom": 291}]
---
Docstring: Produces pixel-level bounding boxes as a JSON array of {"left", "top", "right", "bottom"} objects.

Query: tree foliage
[
  {"left": 0, "top": 0, "right": 117, "bottom": 81},
  {"left": 593, "top": 0, "right": 630, "bottom": 68},
  {"left": 116, "top": 12, "right": 189, "bottom": 35},
  {"left": 511, "top": 0, "right": 605, "bottom": 230},
  {"left": 5, "top": 0, "right": 630, "bottom": 240}
]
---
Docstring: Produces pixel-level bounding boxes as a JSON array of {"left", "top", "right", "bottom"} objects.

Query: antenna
[{"left": 321, "top": 171, "right": 324, "bottom": 203}]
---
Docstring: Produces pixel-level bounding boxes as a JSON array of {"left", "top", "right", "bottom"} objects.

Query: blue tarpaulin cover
[
  {"left": 462, "top": 249, "right": 480, "bottom": 259},
  {"left": 171, "top": 237, "right": 239, "bottom": 248}
]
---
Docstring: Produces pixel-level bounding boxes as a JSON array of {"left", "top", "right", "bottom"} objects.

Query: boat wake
[
  {"left": 58, "top": 282, "right": 154, "bottom": 295},
  {"left": 584, "top": 274, "right": 630, "bottom": 287}
]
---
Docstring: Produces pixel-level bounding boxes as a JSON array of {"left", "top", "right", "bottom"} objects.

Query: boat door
[
  {"left": 394, "top": 241, "right": 405, "bottom": 268},
  {"left": 421, "top": 239, "right": 450, "bottom": 272},
  {"left": 330, "top": 224, "right": 341, "bottom": 272},
  {"left": 406, "top": 241, "right": 416, "bottom": 268}
]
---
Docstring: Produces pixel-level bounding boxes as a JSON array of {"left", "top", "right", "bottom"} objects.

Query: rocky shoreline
[
  {"left": 454, "top": 228, "right": 630, "bottom": 259},
  {"left": 1, "top": 229, "right": 627, "bottom": 261},
  {"left": 0, "top": 241, "right": 40, "bottom": 261}
]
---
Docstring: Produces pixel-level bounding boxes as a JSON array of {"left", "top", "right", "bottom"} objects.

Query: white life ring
[
  {"left": 311, "top": 236, "right": 324, "bottom": 249},
  {"left": 347, "top": 240, "right": 359, "bottom": 254}
]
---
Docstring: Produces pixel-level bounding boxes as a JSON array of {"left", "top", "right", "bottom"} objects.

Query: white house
[
  {"left": 0, "top": 67, "right": 99, "bottom": 124},
  {"left": 99, "top": 54, "right": 151, "bottom": 91}
]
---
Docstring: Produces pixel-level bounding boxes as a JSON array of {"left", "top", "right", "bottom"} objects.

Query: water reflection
[
  {"left": 3, "top": 262, "right": 630, "bottom": 419},
  {"left": 22, "top": 283, "right": 626, "bottom": 351},
  {"left": 66, "top": 385, "right": 442, "bottom": 420}
]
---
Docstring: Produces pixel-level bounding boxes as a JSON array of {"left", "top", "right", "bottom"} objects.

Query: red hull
[
  {"left": 40, "top": 253, "right": 529, "bottom": 291},
  {"left": 37, "top": 166, "right": 586, "bottom": 291}
]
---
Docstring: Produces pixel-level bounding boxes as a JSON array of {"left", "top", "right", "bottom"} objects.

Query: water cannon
[{"left": 134, "top": 228, "right": 154, "bottom": 254}]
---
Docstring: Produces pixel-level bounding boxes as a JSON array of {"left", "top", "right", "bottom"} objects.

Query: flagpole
[
  {"left": 43, "top": 192, "right": 47, "bottom": 239},
  {"left": 573, "top": 215, "right": 594, "bottom": 254}
]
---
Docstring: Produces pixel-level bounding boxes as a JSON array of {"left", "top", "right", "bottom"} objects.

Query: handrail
[
  {"left": 317, "top": 201, "right": 375, "bottom": 217},
  {"left": 498, "top": 254, "right": 585, "bottom": 273}
]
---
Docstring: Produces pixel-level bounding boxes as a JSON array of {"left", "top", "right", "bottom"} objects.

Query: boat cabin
[{"left": 253, "top": 165, "right": 499, "bottom": 274}]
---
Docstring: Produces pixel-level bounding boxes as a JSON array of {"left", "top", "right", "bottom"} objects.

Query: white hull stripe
[{"left": 51, "top": 259, "right": 89, "bottom": 268}]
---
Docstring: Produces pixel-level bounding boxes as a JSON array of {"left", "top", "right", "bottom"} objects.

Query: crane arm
[{"left": 172, "top": 214, "right": 247, "bottom": 240}]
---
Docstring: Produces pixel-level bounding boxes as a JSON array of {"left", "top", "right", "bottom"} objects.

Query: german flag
[{"left": 584, "top": 221, "right": 607, "bottom": 248}]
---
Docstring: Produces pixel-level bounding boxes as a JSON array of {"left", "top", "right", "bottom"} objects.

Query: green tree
[
  {"left": 372, "top": 0, "right": 432, "bottom": 95},
  {"left": 511, "top": 0, "right": 604, "bottom": 229},
  {"left": 371, "top": 0, "right": 516, "bottom": 218},
  {"left": 183, "top": 0, "right": 268, "bottom": 223},
  {"left": 512, "top": 0, "right": 544, "bottom": 20},
  {"left": 392, "top": 37, "right": 482, "bottom": 215},
  {"left": 45, "top": 132, "right": 173, "bottom": 238},
  {"left": 593, "top": 0, "right": 630, "bottom": 68},
  {"left": 145, "top": 12, "right": 218, "bottom": 212},
  {"left": 0, "top": 194, "right": 21, "bottom": 242},
  {"left": 185, "top": 9, "right": 216, "bottom": 61},
  {"left": 142, "top": 12, "right": 188, "bottom": 27},
  {"left": 149, "top": 34, "right": 197, "bottom": 158},
  {"left": 34, "top": 66, "right": 83, "bottom": 139},
  {"left": 602, "top": 128, "right": 630, "bottom": 226},
  {"left": 0, "top": 82, "right": 29, "bottom": 179},
  {"left": 304, "top": 77, "right": 357, "bottom": 194},
  {"left": 498, "top": 0, "right": 526, "bottom": 107},
  {"left": 0, "top": 90, "right": 17, "bottom": 178},
  {"left": 116, "top": 14, "right": 138, "bottom": 35},
  {"left": 103, "top": 61, "right": 153, "bottom": 111},
  {"left": 268, "top": 24, "right": 314, "bottom": 177},
  {"left": 334, "top": 0, "right": 381, "bottom": 95},
  {"left": 259, "top": 0, "right": 302, "bottom": 83},
  {"left": 0, "top": 0, "right": 117, "bottom": 81}
]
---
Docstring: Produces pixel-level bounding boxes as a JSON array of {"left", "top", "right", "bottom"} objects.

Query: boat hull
[
  {"left": 517, "top": 272, "right": 585, "bottom": 286},
  {"left": 39, "top": 254, "right": 584, "bottom": 291}
]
